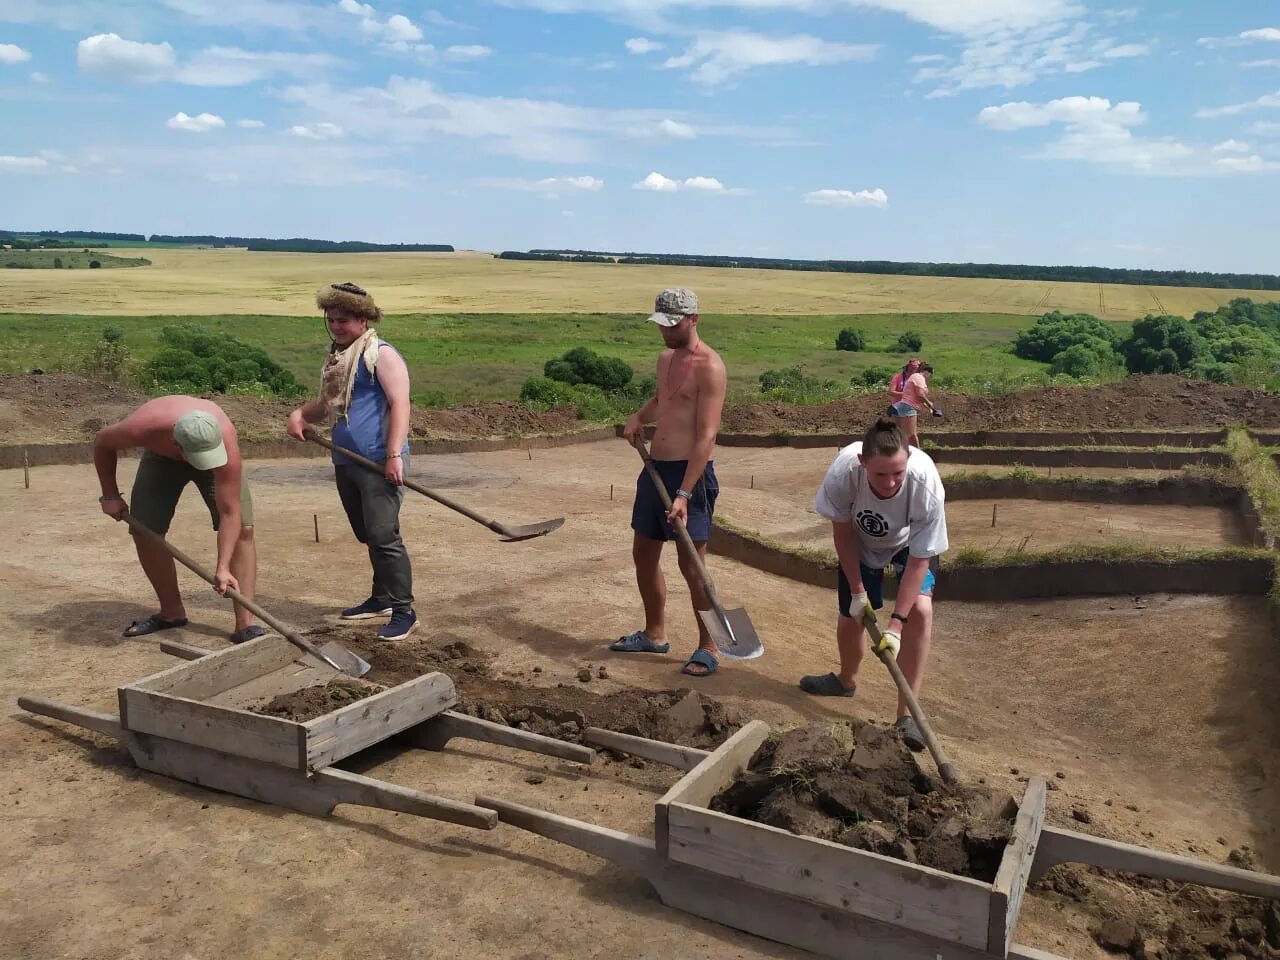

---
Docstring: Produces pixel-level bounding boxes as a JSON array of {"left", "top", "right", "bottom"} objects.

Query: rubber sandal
[
  {"left": 122, "top": 614, "right": 188, "bottom": 638},
  {"left": 229, "top": 625, "right": 268, "bottom": 644},
  {"left": 681, "top": 649, "right": 719, "bottom": 677},
  {"left": 895, "top": 715, "right": 926, "bottom": 752},
  {"left": 799, "top": 672, "right": 855, "bottom": 697},
  {"left": 610, "top": 630, "right": 670, "bottom": 654}
]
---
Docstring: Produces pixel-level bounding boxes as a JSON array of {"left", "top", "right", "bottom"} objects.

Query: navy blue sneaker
[
  {"left": 341, "top": 597, "right": 392, "bottom": 621},
  {"left": 378, "top": 609, "right": 418, "bottom": 641}
]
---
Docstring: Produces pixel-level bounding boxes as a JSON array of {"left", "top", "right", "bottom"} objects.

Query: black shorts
[
  {"left": 837, "top": 548, "right": 938, "bottom": 617},
  {"left": 631, "top": 459, "right": 719, "bottom": 542}
]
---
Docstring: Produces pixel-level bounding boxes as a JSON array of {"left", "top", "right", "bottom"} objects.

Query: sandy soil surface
[{"left": 2, "top": 441, "right": 1276, "bottom": 960}]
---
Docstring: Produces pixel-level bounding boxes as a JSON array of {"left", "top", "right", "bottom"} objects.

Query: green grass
[
  {"left": 1226, "top": 427, "right": 1280, "bottom": 540},
  {"left": 2, "top": 250, "right": 150, "bottom": 269},
  {"left": 0, "top": 309, "right": 1052, "bottom": 408},
  {"left": 941, "top": 465, "right": 1240, "bottom": 487}
]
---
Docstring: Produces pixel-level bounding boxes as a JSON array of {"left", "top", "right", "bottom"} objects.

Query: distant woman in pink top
[
  {"left": 888, "top": 358, "right": 920, "bottom": 403},
  {"left": 887, "top": 362, "right": 939, "bottom": 447}
]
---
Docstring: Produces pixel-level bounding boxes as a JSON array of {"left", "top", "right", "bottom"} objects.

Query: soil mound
[
  {"left": 253, "top": 678, "right": 382, "bottom": 722},
  {"left": 711, "top": 721, "right": 1015, "bottom": 882}
]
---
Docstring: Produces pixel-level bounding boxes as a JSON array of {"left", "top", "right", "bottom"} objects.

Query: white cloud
[
  {"left": 475, "top": 174, "right": 604, "bottom": 194},
  {"left": 287, "top": 121, "right": 344, "bottom": 139},
  {"left": 1248, "top": 120, "right": 1280, "bottom": 136},
  {"left": 29, "top": 70, "right": 49, "bottom": 82},
  {"left": 1196, "top": 89, "right": 1280, "bottom": 119},
  {"left": 803, "top": 187, "right": 888, "bottom": 208},
  {"left": 663, "top": 31, "right": 878, "bottom": 86},
  {"left": 0, "top": 154, "right": 49, "bottom": 172},
  {"left": 1197, "top": 27, "right": 1280, "bottom": 48},
  {"left": 77, "top": 33, "right": 176, "bottom": 83},
  {"left": 1214, "top": 154, "right": 1280, "bottom": 172},
  {"left": 625, "top": 37, "right": 663, "bottom": 54},
  {"left": 237, "top": 118, "right": 265, "bottom": 128},
  {"left": 174, "top": 46, "right": 340, "bottom": 85},
  {"left": 444, "top": 44, "right": 491, "bottom": 61},
  {"left": 0, "top": 43, "right": 31, "bottom": 65},
  {"left": 1243, "top": 59, "right": 1280, "bottom": 69},
  {"left": 167, "top": 111, "right": 226, "bottom": 132},
  {"left": 160, "top": 0, "right": 324, "bottom": 32},
  {"left": 1211, "top": 139, "right": 1251, "bottom": 154},
  {"left": 683, "top": 175, "right": 724, "bottom": 191},
  {"left": 206, "top": 171, "right": 240, "bottom": 184},
  {"left": 909, "top": 53, "right": 946, "bottom": 63},
  {"left": 338, "top": 0, "right": 375, "bottom": 16},
  {"left": 384, "top": 14, "right": 423, "bottom": 42},
  {"left": 1101, "top": 42, "right": 1148, "bottom": 58},
  {"left": 660, "top": 117, "right": 696, "bottom": 139},
  {"left": 633, "top": 171, "right": 678, "bottom": 191},
  {"left": 977, "top": 95, "right": 1144, "bottom": 131}
]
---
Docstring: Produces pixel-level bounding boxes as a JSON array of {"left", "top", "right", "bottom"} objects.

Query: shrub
[
  {"left": 896, "top": 330, "right": 923, "bottom": 351},
  {"left": 857, "top": 365, "right": 898, "bottom": 388},
  {"left": 142, "top": 326, "right": 307, "bottom": 398},
  {"left": 1013, "top": 310, "right": 1120, "bottom": 363},
  {"left": 758, "top": 365, "right": 847, "bottom": 403},
  {"left": 82, "top": 327, "right": 132, "bottom": 383},
  {"left": 89, "top": 260, "right": 102, "bottom": 269},
  {"left": 1049, "top": 343, "right": 1103, "bottom": 378},
  {"left": 543, "top": 358, "right": 581, "bottom": 385},
  {"left": 1118, "top": 314, "right": 1207, "bottom": 374},
  {"left": 53, "top": 257, "right": 63, "bottom": 269},
  {"left": 835, "top": 327, "right": 866, "bottom": 352},
  {"left": 545, "top": 346, "right": 633, "bottom": 390}
]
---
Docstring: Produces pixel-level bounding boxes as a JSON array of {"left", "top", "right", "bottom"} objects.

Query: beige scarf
[{"left": 320, "top": 329, "right": 382, "bottom": 421}]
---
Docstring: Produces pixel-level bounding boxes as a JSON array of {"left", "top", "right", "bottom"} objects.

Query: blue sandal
[
  {"left": 230, "top": 625, "right": 268, "bottom": 644},
  {"left": 681, "top": 649, "right": 719, "bottom": 677},
  {"left": 122, "top": 614, "right": 188, "bottom": 638},
  {"left": 610, "top": 631, "right": 670, "bottom": 654}
]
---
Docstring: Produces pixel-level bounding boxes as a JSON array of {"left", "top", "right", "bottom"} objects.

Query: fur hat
[{"left": 316, "top": 281, "right": 383, "bottom": 324}]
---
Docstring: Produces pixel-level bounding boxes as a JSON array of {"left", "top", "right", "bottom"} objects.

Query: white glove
[
  {"left": 849, "top": 591, "right": 871, "bottom": 620},
  {"left": 870, "top": 628, "right": 901, "bottom": 658}
]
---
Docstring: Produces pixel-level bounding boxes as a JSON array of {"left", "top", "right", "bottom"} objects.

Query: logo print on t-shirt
[{"left": 856, "top": 510, "right": 890, "bottom": 537}]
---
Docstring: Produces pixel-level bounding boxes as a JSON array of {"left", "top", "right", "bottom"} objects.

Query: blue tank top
[{"left": 331, "top": 343, "right": 410, "bottom": 466}]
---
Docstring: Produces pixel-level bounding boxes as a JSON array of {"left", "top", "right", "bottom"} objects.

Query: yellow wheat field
[{"left": 1, "top": 247, "right": 1275, "bottom": 317}]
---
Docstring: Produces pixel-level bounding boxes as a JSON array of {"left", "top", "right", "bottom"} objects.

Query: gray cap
[
  {"left": 173, "top": 410, "right": 227, "bottom": 470},
  {"left": 647, "top": 287, "right": 699, "bottom": 327}
]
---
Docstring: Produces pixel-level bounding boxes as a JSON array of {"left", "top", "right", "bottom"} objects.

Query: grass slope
[{"left": 2, "top": 249, "right": 150, "bottom": 269}]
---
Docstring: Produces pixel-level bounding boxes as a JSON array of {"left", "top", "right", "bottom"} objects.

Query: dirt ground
[
  {"left": 2, "top": 440, "right": 1277, "bottom": 960},
  {"left": 4, "top": 372, "right": 1279, "bottom": 445}
]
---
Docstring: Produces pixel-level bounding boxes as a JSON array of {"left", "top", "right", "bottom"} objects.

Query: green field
[
  {"left": 0, "top": 310, "right": 1054, "bottom": 406},
  {"left": 2, "top": 250, "right": 151, "bottom": 270}
]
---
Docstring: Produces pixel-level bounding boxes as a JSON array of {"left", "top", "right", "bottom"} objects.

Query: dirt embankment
[{"left": 5, "top": 372, "right": 1279, "bottom": 446}]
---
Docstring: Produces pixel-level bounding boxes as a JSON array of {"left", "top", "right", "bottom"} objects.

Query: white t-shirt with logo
[{"left": 813, "top": 442, "right": 949, "bottom": 569}]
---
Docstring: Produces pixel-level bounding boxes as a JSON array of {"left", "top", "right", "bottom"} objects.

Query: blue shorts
[
  {"left": 631, "top": 460, "right": 719, "bottom": 542},
  {"left": 887, "top": 401, "right": 918, "bottom": 417},
  {"left": 837, "top": 547, "right": 938, "bottom": 617}
]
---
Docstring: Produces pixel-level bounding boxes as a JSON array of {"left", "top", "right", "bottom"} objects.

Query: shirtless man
[
  {"left": 612, "top": 288, "right": 728, "bottom": 677},
  {"left": 94, "top": 396, "right": 262, "bottom": 642}
]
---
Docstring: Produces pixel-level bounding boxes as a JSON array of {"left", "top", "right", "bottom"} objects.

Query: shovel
[
  {"left": 122, "top": 512, "right": 372, "bottom": 678},
  {"left": 860, "top": 607, "right": 956, "bottom": 784},
  {"left": 630, "top": 437, "right": 763, "bottom": 661},
  {"left": 304, "top": 430, "right": 564, "bottom": 543}
]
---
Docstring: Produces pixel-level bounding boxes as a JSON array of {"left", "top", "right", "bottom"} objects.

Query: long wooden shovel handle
[
  {"left": 629, "top": 437, "right": 723, "bottom": 610},
  {"left": 861, "top": 609, "right": 958, "bottom": 784},
  {"left": 303, "top": 430, "right": 509, "bottom": 536},
  {"left": 122, "top": 512, "right": 338, "bottom": 669}
]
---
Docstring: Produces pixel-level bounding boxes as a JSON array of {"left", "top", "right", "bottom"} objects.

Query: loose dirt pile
[
  {"left": 252, "top": 678, "right": 383, "bottom": 722},
  {"left": 1036, "top": 860, "right": 1280, "bottom": 959},
  {"left": 711, "top": 722, "right": 1015, "bottom": 882},
  {"left": 720, "top": 375, "right": 1280, "bottom": 434}
]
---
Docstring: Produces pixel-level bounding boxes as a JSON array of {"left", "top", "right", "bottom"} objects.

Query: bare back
[
  {"left": 107, "top": 395, "right": 240, "bottom": 463},
  {"left": 650, "top": 343, "right": 727, "bottom": 460}
]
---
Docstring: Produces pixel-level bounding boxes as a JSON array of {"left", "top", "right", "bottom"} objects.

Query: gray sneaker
[{"left": 895, "top": 715, "right": 926, "bottom": 752}]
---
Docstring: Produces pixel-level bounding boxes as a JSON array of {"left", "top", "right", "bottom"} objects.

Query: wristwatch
[
  {"left": 99, "top": 494, "right": 124, "bottom": 503},
  {"left": 890, "top": 612, "right": 909, "bottom": 625},
  {"left": 675, "top": 489, "right": 693, "bottom": 500}
]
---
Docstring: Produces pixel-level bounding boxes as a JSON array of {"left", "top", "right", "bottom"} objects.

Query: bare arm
[
  {"left": 679, "top": 359, "right": 727, "bottom": 493},
  {"left": 211, "top": 461, "right": 243, "bottom": 586},
  {"left": 94, "top": 418, "right": 145, "bottom": 519},
  {"left": 831, "top": 521, "right": 865, "bottom": 596},
  {"left": 377, "top": 348, "right": 411, "bottom": 484}
]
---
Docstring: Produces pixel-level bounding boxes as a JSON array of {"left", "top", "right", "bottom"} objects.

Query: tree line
[
  {"left": 497, "top": 249, "right": 1280, "bottom": 290},
  {"left": 151, "top": 236, "right": 454, "bottom": 252}
]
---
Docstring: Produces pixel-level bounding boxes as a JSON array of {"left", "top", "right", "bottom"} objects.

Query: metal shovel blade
[
  {"left": 698, "top": 606, "right": 764, "bottom": 661},
  {"left": 316, "top": 641, "right": 373, "bottom": 678},
  {"left": 497, "top": 517, "right": 566, "bottom": 542}
]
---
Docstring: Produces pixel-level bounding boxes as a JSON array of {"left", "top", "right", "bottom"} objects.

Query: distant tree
[
  {"left": 835, "top": 328, "right": 866, "bottom": 352},
  {"left": 896, "top": 331, "right": 923, "bottom": 351},
  {"left": 1013, "top": 310, "right": 1121, "bottom": 363},
  {"left": 1118, "top": 315, "right": 1207, "bottom": 373},
  {"left": 89, "top": 259, "right": 102, "bottom": 269},
  {"left": 53, "top": 257, "right": 63, "bottom": 269}
]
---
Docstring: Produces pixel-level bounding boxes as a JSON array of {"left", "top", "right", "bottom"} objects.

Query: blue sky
[{"left": 1, "top": 1, "right": 1278, "bottom": 271}]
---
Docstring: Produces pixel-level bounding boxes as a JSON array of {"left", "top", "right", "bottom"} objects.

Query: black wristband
[{"left": 890, "top": 612, "right": 909, "bottom": 625}]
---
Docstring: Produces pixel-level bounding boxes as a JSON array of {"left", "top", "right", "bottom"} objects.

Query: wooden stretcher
[
  {"left": 475, "top": 722, "right": 1280, "bottom": 960},
  {"left": 17, "top": 635, "right": 594, "bottom": 827}
]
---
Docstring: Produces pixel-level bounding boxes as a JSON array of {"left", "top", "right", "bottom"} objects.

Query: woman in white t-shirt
[{"left": 800, "top": 417, "right": 949, "bottom": 752}]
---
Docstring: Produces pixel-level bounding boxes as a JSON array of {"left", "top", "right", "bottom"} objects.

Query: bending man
[{"left": 800, "top": 417, "right": 949, "bottom": 751}]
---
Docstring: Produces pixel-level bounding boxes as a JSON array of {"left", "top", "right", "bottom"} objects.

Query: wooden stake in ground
[
  {"left": 992, "top": 503, "right": 997, "bottom": 527},
  {"left": 23, "top": 450, "right": 30, "bottom": 490},
  {"left": 313, "top": 514, "right": 319, "bottom": 543}
]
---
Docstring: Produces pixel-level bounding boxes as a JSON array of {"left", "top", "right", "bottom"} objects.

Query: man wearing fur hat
[{"left": 287, "top": 282, "right": 417, "bottom": 640}]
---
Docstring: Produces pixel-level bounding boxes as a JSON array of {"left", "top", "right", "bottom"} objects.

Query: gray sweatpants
[{"left": 334, "top": 461, "right": 414, "bottom": 611}]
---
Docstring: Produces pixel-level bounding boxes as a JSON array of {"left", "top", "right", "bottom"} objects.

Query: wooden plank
[
  {"left": 474, "top": 794, "right": 658, "bottom": 875},
  {"left": 18, "top": 695, "right": 122, "bottom": 739},
  {"left": 989, "top": 777, "right": 1047, "bottom": 955},
  {"left": 1032, "top": 825, "right": 1280, "bottom": 899},
  {"left": 120, "top": 688, "right": 303, "bottom": 768},
  {"left": 207, "top": 660, "right": 331, "bottom": 709},
  {"left": 654, "top": 719, "right": 770, "bottom": 857},
  {"left": 304, "top": 672, "right": 457, "bottom": 770},
  {"left": 127, "top": 634, "right": 298, "bottom": 699},
  {"left": 316, "top": 768, "right": 496, "bottom": 829},
  {"left": 651, "top": 857, "right": 997, "bottom": 960},
  {"left": 406, "top": 711, "right": 595, "bottom": 765},
  {"left": 1008, "top": 946, "right": 1069, "bottom": 960},
  {"left": 583, "top": 727, "right": 709, "bottom": 771},
  {"left": 666, "top": 801, "right": 991, "bottom": 950},
  {"left": 158, "top": 639, "right": 216, "bottom": 661}
]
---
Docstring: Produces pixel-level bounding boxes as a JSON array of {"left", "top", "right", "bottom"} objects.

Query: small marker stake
[
  {"left": 609, "top": 483, "right": 613, "bottom": 501},
  {"left": 991, "top": 503, "right": 998, "bottom": 527},
  {"left": 527, "top": 448, "right": 533, "bottom": 461},
  {"left": 750, "top": 474, "right": 754, "bottom": 490},
  {"left": 313, "top": 513, "right": 319, "bottom": 543},
  {"left": 24, "top": 450, "right": 30, "bottom": 490}
]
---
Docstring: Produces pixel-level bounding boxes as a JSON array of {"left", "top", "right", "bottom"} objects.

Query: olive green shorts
[{"left": 130, "top": 450, "right": 254, "bottom": 535}]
